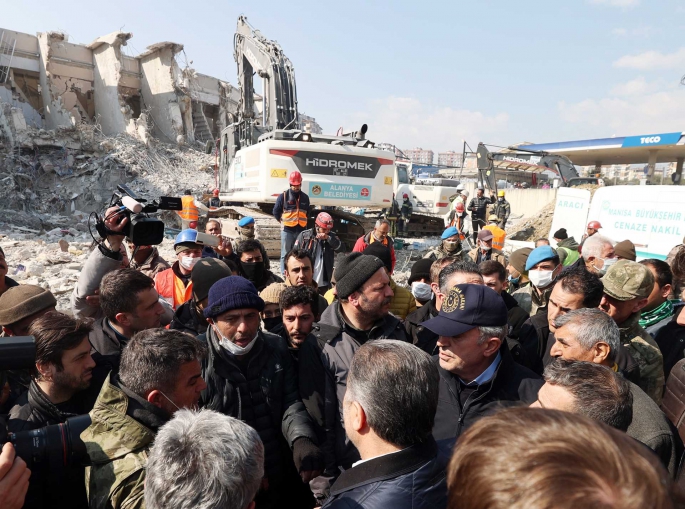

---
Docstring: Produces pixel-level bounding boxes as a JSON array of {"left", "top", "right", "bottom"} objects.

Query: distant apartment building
[
  {"left": 404, "top": 147, "right": 434, "bottom": 165},
  {"left": 438, "top": 151, "right": 463, "bottom": 167},
  {"left": 300, "top": 113, "right": 323, "bottom": 134}
]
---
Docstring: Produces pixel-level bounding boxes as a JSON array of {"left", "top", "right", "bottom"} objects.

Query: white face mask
[
  {"left": 595, "top": 256, "right": 617, "bottom": 276},
  {"left": 411, "top": 282, "right": 433, "bottom": 302},
  {"left": 480, "top": 242, "right": 492, "bottom": 251},
  {"left": 213, "top": 325, "right": 258, "bottom": 356},
  {"left": 180, "top": 256, "right": 200, "bottom": 270},
  {"left": 528, "top": 269, "right": 555, "bottom": 289}
]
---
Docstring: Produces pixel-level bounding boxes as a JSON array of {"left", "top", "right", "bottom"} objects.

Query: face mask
[
  {"left": 213, "top": 325, "right": 258, "bottom": 356},
  {"left": 443, "top": 240, "right": 460, "bottom": 253},
  {"left": 241, "top": 261, "right": 265, "bottom": 286},
  {"left": 508, "top": 274, "right": 520, "bottom": 285},
  {"left": 480, "top": 242, "right": 491, "bottom": 251},
  {"left": 180, "top": 256, "right": 200, "bottom": 270},
  {"left": 262, "top": 316, "right": 282, "bottom": 332},
  {"left": 498, "top": 197, "right": 503, "bottom": 202},
  {"left": 528, "top": 269, "right": 555, "bottom": 289},
  {"left": 240, "top": 227, "right": 255, "bottom": 239},
  {"left": 595, "top": 257, "right": 617, "bottom": 276},
  {"left": 411, "top": 282, "right": 433, "bottom": 302}
]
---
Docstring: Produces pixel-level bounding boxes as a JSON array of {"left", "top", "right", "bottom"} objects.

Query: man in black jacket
[
  {"left": 200, "top": 275, "right": 323, "bottom": 507},
  {"left": 322, "top": 340, "right": 448, "bottom": 509},
  {"left": 423, "top": 284, "right": 543, "bottom": 440},
  {"left": 480, "top": 260, "right": 529, "bottom": 339},
  {"left": 271, "top": 285, "right": 319, "bottom": 365},
  {"left": 298, "top": 253, "right": 408, "bottom": 500},
  {"left": 467, "top": 186, "right": 495, "bottom": 243},
  {"left": 8, "top": 311, "right": 95, "bottom": 509}
]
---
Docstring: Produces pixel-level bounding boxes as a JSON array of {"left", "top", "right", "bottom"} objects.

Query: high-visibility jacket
[
  {"left": 484, "top": 224, "right": 506, "bottom": 251},
  {"left": 178, "top": 196, "right": 199, "bottom": 221},
  {"left": 154, "top": 267, "right": 193, "bottom": 310},
  {"left": 280, "top": 191, "right": 308, "bottom": 228}
]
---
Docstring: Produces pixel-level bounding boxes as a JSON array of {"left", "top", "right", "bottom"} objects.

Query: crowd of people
[{"left": 3, "top": 186, "right": 685, "bottom": 509}]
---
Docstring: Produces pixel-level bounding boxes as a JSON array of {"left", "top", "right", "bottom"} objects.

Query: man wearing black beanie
[
  {"left": 298, "top": 253, "right": 410, "bottom": 503},
  {"left": 553, "top": 227, "right": 581, "bottom": 267}
]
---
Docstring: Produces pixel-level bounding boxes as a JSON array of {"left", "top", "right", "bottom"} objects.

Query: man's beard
[
  {"left": 359, "top": 293, "right": 391, "bottom": 322},
  {"left": 53, "top": 369, "right": 92, "bottom": 393}
]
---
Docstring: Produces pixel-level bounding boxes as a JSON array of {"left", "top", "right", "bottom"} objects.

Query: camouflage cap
[{"left": 601, "top": 259, "right": 654, "bottom": 301}]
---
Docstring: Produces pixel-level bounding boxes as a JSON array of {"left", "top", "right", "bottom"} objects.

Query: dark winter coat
[
  {"left": 199, "top": 328, "right": 317, "bottom": 480},
  {"left": 299, "top": 302, "right": 410, "bottom": 471},
  {"left": 654, "top": 307, "right": 685, "bottom": 380},
  {"left": 405, "top": 299, "right": 439, "bottom": 354},
  {"left": 8, "top": 380, "right": 89, "bottom": 509},
  {"left": 492, "top": 198, "right": 510, "bottom": 221},
  {"left": 467, "top": 195, "right": 494, "bottom": 221},
  {"left": 322, "top": 439, "right": 448, "bottom": 509},
  {"left": 169, "top": 299, "right": 207, "bottom": 336},
  {"left": 294, "top": 227, "right": 342, "bottom": 287},
  {"left": 432, "top": 342, "right": 543, "bottom": 440}
]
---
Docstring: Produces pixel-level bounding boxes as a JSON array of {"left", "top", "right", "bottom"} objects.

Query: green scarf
[{"left": 639, "top": 299, "right": 676, "bottom": 328}]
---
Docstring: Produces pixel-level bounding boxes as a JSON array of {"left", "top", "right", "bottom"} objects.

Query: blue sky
[{"left": 5, "top": 0, "right": 685, "bottom": 152}]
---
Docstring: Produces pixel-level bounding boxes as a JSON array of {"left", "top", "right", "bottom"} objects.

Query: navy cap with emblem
[{"left": 423, "top": 284, "right": 508, "bottom": 337}]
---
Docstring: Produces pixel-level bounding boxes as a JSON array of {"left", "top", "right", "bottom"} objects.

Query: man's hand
[
  {"left": 85, "top": 289, "right": 101, "bottom": 309},
  {"left": 315, "top": 232, "right": 329, "bottom": 241},
  {"left": 292, "top": 437, "right": 324, "bottom": 484},
  {"left": 0, "top": 443, "right": 31, "bottom": 509},
  {"left": 214, "top": 237, "right": 233, "bottom": 257},
  {"left": 103, "top": 206, "right": 128, "bottom": 251}
]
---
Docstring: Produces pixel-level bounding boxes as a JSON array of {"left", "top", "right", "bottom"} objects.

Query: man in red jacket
[{"left": 352, "top": 219, "right": 396, "bottom": 273}]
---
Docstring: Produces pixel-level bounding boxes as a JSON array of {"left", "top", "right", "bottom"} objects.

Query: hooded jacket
[
  {"left": 81, "top": 375, "right": 168, "bottom": 509},
  {"left": 199, "top": 328, "right": 317, "bottom": 480},
  {"left": 9, "top": 380, "right": 90, "bottom": 509},
  {"left": 432, "top": 342, "right": 543, "bottom": 440},
  {"left": 299, "top": 302, "right": 410, "bottom": 472},
  {"left": 322, "top": 439, "right": 448, "bottom": 509}
]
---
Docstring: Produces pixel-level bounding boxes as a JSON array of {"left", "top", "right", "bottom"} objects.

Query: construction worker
[
  {"left": 492, "top": 190, "right": 511, "bottom": 229},
  {"left": 294, "top": 211, "right": 341, "bottom": 293},
  {"left": 208, "top": 189, "right": 221, "bottom": 209},
  {"left": 484, "top": 214, "right": 506, "bottom": 251},
  {"left": 154, "top": 230, "right": 203, "bottom": 310},
  {"left": 352, "top": 219, "right": 396, "bottom": 272},
  {"left": 467, "top": 185, "right": 496, "bottom": 244},
  {"left": 273, "top": 171, "right": 310, "bottom": 274},
  {"left": 398, "top": 193, "right": 413, "bottom": 238},
  {"left": 178, "top": 189, "right": 200, "bottom": 230}
]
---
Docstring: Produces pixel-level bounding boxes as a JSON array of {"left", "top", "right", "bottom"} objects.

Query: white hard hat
[
  {"left": 456, "top": 184, "right": 465, "bottom": 191},
  {"left": 461, "top": 190, "right": 469, "bottom": 197}
]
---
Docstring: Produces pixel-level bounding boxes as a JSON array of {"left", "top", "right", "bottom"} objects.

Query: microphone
[{"left": 121, "top": 196, "right": 144, "bottom": 214}]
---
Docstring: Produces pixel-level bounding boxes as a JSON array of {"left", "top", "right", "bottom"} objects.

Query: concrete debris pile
[{"left": 0, "top": 122, "right": 216, "bottom": 220}]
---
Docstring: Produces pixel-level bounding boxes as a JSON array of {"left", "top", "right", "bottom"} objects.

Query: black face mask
[
  {"left": 262, "top": 316, "right": 282, "bottom": 332},
  {"left": 241, "top": 261, "right": 265, "bottom": 287}
]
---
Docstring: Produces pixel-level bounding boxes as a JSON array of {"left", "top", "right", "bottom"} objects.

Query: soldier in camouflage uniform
[
  {"left": 424, "top": 226, "right": 465, "bottom": 262},
  {"left": 600, "top": 259, "right": 665, "bottom": 404},
  {"left": 81, "top": 330, "right": 207, "bottom": 509}
]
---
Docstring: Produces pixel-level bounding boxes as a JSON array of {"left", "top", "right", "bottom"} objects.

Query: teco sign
[{"left": 621, "top": 132, "right": 682, "bottom": 148}]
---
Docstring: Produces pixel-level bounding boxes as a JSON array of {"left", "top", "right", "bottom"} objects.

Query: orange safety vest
[
  {"left": 281, "top": 191, "right": 308, "bottom": 228},
  {"left": 178, "top": 196, "right": 199, "bottom": 221},
  {"left": 484, "top": 225, "right": 506, "bottom": 251},
  {"left": 154, "top": 268, "right": 193, "bottom": 310}
]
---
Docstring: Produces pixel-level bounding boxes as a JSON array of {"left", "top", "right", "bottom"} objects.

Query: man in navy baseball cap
[{"left": 425, "top": 284, "right": 543, "bottom": 441}]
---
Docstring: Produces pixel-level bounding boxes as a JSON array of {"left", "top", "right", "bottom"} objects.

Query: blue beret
[
  {"left": 238, "top": 216, "right": 255, "bottom": 227},
  {"left": 525, "top": 246, "right": 557, "bottom": 271},
  {"left": 441, "top": 226, "right": 459, "bottom": 240}
]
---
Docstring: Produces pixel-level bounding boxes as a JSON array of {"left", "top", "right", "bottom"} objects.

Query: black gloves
[{"left": 292, "top": 437, "right": 324, "bottom": 473}]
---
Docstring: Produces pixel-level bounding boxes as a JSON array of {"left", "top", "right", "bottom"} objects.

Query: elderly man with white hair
[{"left": 582, "top": 234, "right": 616, "bottom": 276}]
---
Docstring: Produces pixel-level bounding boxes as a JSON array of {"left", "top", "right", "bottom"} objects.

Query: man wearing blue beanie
[
  {"left": 199, "top": 276, "right": 323, "bottom": 506},
  {"left": 512, "top": 245, "right": 562, "bottom": 316},
  {"left": 424, "top": 226, "right": 465, "bottom": 261}
]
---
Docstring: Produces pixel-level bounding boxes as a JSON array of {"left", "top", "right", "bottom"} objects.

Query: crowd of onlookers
[{"left": 3, "top": 207, "right": 685, "bottom": 509}]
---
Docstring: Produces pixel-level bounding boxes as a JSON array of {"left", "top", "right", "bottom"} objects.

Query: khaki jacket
[{"left": 620, "top": 312, "right": 665, "bottom": 405}]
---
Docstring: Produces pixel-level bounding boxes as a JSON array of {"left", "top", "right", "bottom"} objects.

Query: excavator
[
  {"left": 474, "top": 142, "right": 583, "bottom": 190},
  {"left": 213, "top": 16, "right": 443, "bottom": 256}
]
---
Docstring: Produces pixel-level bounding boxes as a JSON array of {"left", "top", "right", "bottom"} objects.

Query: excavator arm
[
  {"left": 476, "top": 142, "right": 579, "bottom": 189},
  {"left": 234, "top": 16, "right": 298, "bottom": 130}
]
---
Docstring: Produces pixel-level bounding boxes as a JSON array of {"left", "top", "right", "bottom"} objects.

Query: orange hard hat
[
  {"left": 456, "top": 202, "right": 465, "bottom": 213},
  {"left": 289, "top": 171, "right": 303, "bottom": 185},
  {"left": 587, "top": 220, "right": 602, "bottom": 230},
  {"left": 316, "top": 212, "right": 334, "bottom": 229},
  {"left": 212, "top": 189, "right": 219, "bottom": 196}
]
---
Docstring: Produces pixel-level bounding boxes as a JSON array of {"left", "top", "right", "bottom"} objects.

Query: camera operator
[
  {"left": 81, "top": 329, "right": 207, "bottom": 509},
  {"left": 8, "top": 311, "right": 95, "bottom": 509},
  {"left": 0, "top": 443, "right": 30, "bottom": 509},
  {"left": 0, "top": 286, "right": 57, "bottom": 410},
  {"left": 125, "top": 239, "right": 170, "bottom": 279},
  {"left": 72, "top": 206, "right": 173, "bottom": 325}
]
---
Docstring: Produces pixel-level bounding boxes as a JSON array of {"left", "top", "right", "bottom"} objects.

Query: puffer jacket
[
  {"left": 389, "top": 279, "right": 416, "bottom": 319},
  {"left": 81, "top": 375, "right": 168, "bottom": 509},
  {"left": 299, "top": 302, "right": 410, "bottom": 472},
  {"left": 322, "top": 439, "right": 448, "bottom": 509},
  {"left": 199, "top": 328, "right": 317, "bottom": 480},
  {"left": 8, "top": 381, "right": 90, "bottom": 509}
]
